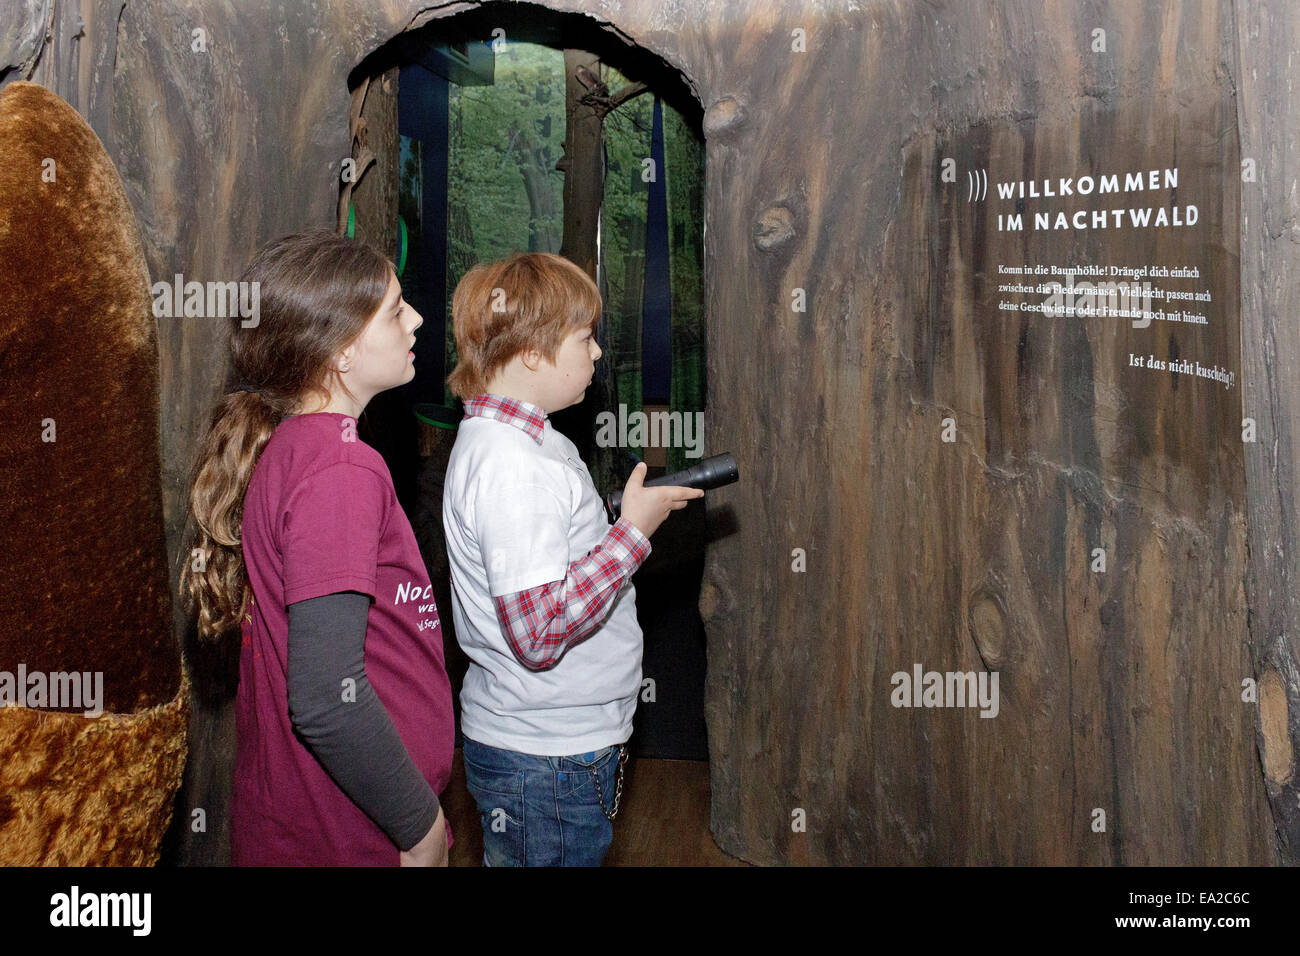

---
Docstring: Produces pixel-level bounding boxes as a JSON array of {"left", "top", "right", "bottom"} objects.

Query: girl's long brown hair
[{"left": 178, "top": 230, "right": 394, "bottom": 640}]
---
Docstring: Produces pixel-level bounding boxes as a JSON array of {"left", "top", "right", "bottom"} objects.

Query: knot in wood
[
  {"left": 753, "top": 204, "right": 796, "bottom": 251},
  {"left": 703, "top": 96, "right": 746, "bottom": 138}
]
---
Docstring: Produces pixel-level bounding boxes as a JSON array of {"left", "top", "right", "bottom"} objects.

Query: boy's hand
[
  {"left": 619, "top": 462, "right": 705, "bottom": 539},
  {"left": 399, "top": 806, "right": 449, "bottom": 867}
]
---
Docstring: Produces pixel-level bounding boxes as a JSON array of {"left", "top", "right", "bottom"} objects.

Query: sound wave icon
[{"left": 967, "top": 168, "right": 988, "bottom": 202}]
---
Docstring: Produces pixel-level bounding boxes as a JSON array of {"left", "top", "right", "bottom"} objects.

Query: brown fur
[
  {"left": 0, "top": 81, "right": 186, "bottom": 865},
  {"left": 0, "top": 672, "right": 188, "bottom": 865},
  {"left": 0, "top": 81, "right": 180, "bottom": 711}
]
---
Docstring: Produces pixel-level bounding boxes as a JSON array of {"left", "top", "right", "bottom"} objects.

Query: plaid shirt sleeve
[{"left": 492, "top": 517, "right": 650, "bottom": 671}]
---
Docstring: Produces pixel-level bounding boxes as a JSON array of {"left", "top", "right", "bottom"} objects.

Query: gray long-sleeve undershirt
[{"left": 286, "top": 591, "right": 440, "bottom": 852}]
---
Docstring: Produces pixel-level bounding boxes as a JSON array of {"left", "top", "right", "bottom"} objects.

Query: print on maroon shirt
[{"left": 232, "top": 412, "right": 454, "bottom": 866}]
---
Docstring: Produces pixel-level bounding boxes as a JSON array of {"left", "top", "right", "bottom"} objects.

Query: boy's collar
[{"left": 462, "top": 393, "right": 548, "bottom": 445}]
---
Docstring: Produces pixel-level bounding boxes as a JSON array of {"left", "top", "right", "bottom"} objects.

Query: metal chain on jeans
[{"left": 591, "top": 744, "right": 629, "bottom": 821}]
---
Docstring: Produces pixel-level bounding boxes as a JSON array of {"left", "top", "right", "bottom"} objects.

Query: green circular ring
[{"left": 397, "top": 216, "right": 408, "bottom": 277}]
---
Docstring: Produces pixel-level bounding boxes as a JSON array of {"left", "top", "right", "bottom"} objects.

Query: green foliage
[
  {"left": 447, "top": 44, "right": 566, "bottom": 267},
  {"left": 600, "top": 63, "right": 706, "bottom": 476}
]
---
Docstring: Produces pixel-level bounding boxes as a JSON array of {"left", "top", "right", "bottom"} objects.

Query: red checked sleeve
[{"left": 491, "top": 517, "right": 650, "bottom": 671}]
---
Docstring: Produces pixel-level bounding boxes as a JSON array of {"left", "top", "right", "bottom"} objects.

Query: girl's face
[{"left": 341, "top": 271, "right": 423, "bottom": 400}]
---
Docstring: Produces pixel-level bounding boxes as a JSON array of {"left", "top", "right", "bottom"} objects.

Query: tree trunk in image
[
  {"left": 618, "top": 210, "right": 645, "bottom": 373},
  {"left": 560, "top": 49, "right": 604, "bottom": 279},
  {"left": 509, "top": 119, "right": 559, "bottom": 253}
]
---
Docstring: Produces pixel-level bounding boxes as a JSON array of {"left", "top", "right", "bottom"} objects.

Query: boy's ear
[{"left": 519, "top": 348, "right": 544, "bottom": 372}]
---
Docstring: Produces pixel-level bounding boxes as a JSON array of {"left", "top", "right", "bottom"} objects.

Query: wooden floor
[{"left": 443, "top": 749, "right": 748, "bottom": 866}]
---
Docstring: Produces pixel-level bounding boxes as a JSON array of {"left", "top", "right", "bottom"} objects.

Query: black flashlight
[{"left": 605, "top": 452, "right": 739, "bottom": 520}]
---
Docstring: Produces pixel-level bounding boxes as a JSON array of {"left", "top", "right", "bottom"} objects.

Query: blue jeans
[{"left": 462, "top": 737, "right": 623, "bottom": 867}]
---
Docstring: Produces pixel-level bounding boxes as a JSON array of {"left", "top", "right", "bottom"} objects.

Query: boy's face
[{"left": 535, "top": 323, "right": 601, "bottom": 412}]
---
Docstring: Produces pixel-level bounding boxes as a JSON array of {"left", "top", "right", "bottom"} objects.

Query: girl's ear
[{"left": 336, "top": 344, "right": 355, "bottom": 374}]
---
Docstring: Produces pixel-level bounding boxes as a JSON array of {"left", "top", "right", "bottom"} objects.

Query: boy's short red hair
[{"left": 447, "top": 252, "right": 601, "bottom": 400}]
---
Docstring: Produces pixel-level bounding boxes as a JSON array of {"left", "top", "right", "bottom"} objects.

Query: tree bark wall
[
  {"left": 2, "top": 0, "right": 1295, "bottom": 865},
  {"left": 1236, "top": 0, "right": 1300, "bottom": 859}
]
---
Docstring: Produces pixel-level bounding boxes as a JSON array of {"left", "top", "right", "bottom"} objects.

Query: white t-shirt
[{"left": 442, "top": 412, "right": 642, "bottom": 755}]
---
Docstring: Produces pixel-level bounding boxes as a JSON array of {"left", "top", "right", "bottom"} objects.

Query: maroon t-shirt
[{"left": 232, "top": 411, "right": 454, "bottom": 866}]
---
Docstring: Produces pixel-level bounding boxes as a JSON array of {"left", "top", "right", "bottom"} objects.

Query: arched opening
[{"left": 344, "top": 3, "right": 732, "bottom": 865}]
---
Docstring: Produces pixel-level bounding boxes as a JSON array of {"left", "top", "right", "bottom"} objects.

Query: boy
[{"left": 442, "top": 252, "right": 702, "bottom": 866}]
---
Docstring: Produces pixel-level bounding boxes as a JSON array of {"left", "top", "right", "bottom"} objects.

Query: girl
[{"left": 179, "top": 230, "right": 454, "bottom": 866}]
